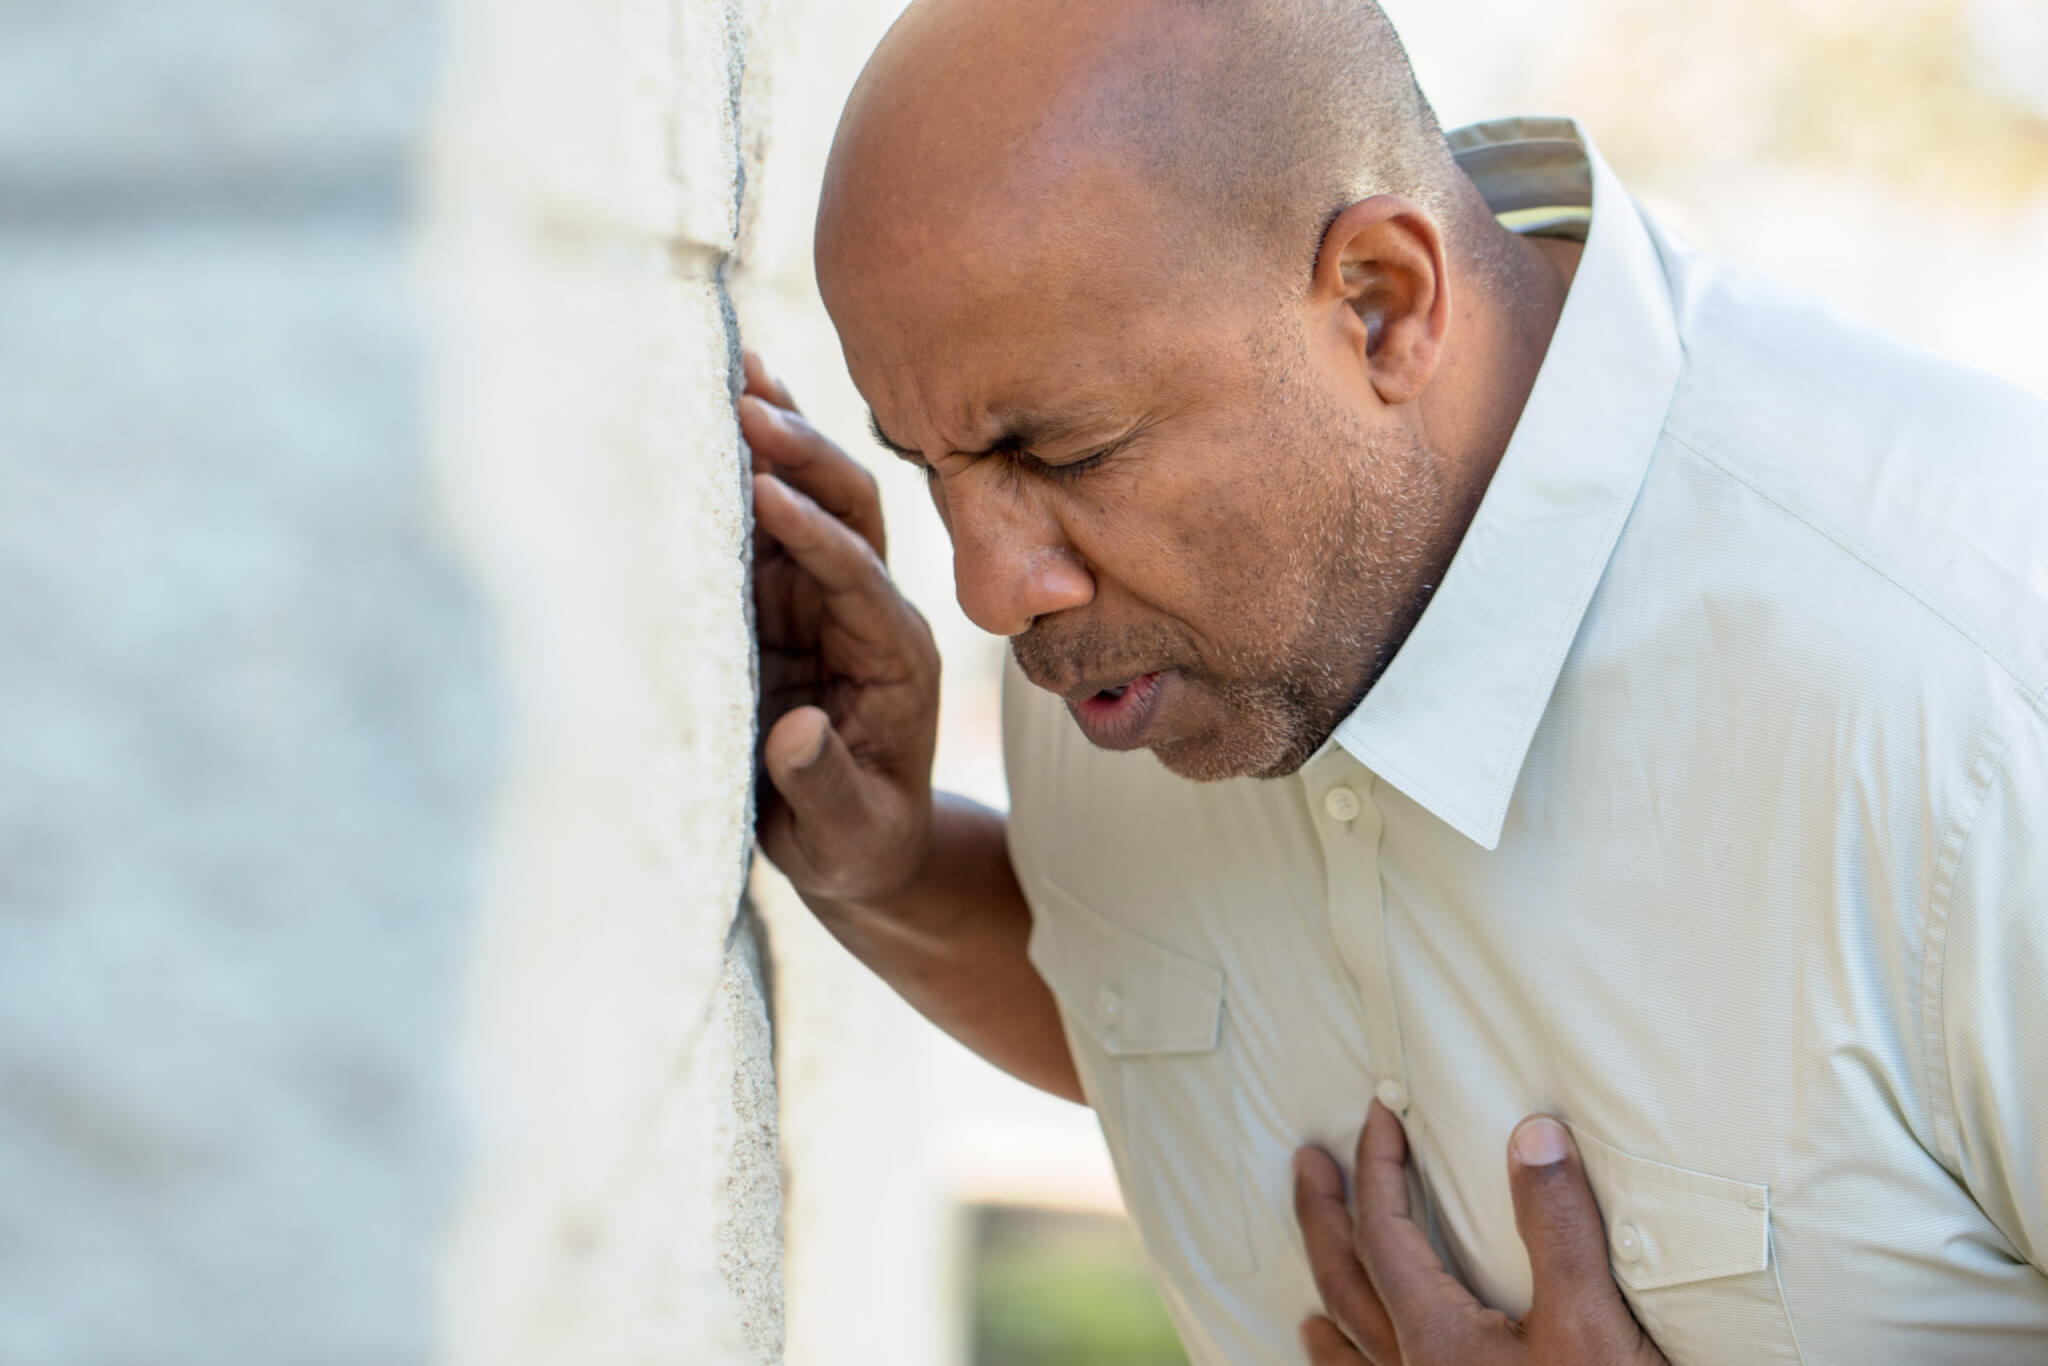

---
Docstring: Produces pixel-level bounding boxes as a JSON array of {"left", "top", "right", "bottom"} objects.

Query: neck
[{"left": 1425, "top": 225, "right": 1581, "bottom": 528}]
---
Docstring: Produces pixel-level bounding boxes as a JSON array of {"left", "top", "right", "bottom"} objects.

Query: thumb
[
  {"left": 762, "top": 705, "right": 867, "bottom": 838},
  {"left": 1508, "top": 1117, "right": 1632, "bottom": 1329}
]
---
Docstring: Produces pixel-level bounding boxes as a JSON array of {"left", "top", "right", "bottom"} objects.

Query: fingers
[
  {"left": 1300, "top": 1316, "right": 1375, "bottom": 1365},
  {"left": 752, "top": 472, "right": 907, "bottom": 652},
  {"left": 738, "top": 351, "right": 888, "bottom": 560},
  {"left": 1349, "top": 1103, "right": 1458, "bottom": 1327},
  {"left": 1508, "top": 1117, "right": 1643, "bottom": 1348},
  {"left": 755, "top": 706, "right": 871, "bottom": 895},
  {"left": 756, "top": 702, "right": 932, "bottom": 907},
  {"left": 1294, "top": 1146, "right": 1399, "bottom": 1363},
  {"left": 741, "top": 392, "right": 887, "bottom": 558},
  {"left": 1353, "top": 1101, "right": 1415, "bottom": 1221},
  {"left": 761, "top": 706, "right": 866, "bottom": 833},
  {"left": 742, "top": 349, "right": 799, "bottom": 412},
  {"left": 1296, "top": 1106, "right": 1653, "bottom": 1366}
]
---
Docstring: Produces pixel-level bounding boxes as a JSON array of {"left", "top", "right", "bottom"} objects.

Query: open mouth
[{"left": 1068, "top": 670, "right": 1166, "bottom": 750}]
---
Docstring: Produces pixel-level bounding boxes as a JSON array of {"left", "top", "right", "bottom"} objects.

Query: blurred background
[{"left": 737, "top": 1, "right": 2048, "bottom": 1362}]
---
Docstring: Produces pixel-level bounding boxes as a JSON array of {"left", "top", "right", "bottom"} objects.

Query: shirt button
[
  {"left": 1323, "top": 786, "right": 1363, "bottom": 822},
  {"left": 1095, "top": 988, "right": 1123, "bottom": 1029},
  {"left": 1374, "top": 1079, "right": 1409, "bottom": 1113},
  {"left": 1613, "top": 1220, "right": 1643, "bottom": 1264}
]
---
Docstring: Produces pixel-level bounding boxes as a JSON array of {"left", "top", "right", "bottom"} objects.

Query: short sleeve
[{"left": 1938, "top": 706, "right": 2048, "bottom": 1272}]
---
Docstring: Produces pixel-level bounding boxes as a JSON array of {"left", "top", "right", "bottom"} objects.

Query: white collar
[{"left": 1324, "top": 117, "right": 1684, "bottom": 850}]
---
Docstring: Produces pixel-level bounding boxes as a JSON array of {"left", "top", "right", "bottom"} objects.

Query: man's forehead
[
  {"left": 836, "top": 210, "right": 1257, "bottom": 457},
  {"left": 828, "top": 164, "right": 1172, "bottom": 310}
]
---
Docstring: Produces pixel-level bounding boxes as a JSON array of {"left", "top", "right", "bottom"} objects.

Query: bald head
[
  {"left": 819, "top": 0, "right": 1488, "bottom": 301},
  {"left": 807, "top": 1, "right": 1574, "bottom": 783}
]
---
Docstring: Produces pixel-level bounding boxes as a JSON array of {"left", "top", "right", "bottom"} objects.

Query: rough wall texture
[
  {"left": 425, "top": 0, "right": 783, "bottom": 1356},
  {"left": 0, "top": 0, "right": 781, "bottom": 1360},
  {"left": 727, "top": 9, "right": 983, "bottom": 1361}
]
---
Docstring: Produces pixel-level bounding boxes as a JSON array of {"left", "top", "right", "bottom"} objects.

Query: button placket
[
  {"left": 1323, "top": 785, "right": 1363, "bottom": 823},
  {"left": 1303, "top": 761, "right": 1413, "bottom": 1126}
]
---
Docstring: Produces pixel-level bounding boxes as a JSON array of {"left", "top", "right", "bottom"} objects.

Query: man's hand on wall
[
  {"left": 742, "top": 351, "right": 942, "bottom": 909},
  {"left": 1293, "top": 1103, "right": 1668, "bottom": 1366}
]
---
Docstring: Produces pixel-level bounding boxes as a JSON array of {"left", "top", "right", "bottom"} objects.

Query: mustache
[{"left": 1010, "top": 618, "right": 1193, "bottom": 692}]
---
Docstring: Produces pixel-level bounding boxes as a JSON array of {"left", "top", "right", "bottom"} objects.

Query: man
[{"left": 745, "top": 0, "right": 2048, "bottom": 1361}]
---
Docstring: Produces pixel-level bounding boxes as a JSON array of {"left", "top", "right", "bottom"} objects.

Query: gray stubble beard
[
  {"left": 1152, "top": 408, "right": 1448, "bottom": 784},
  {"left": 1010, "top": 343, "right": 1454, "bottom": 785}
]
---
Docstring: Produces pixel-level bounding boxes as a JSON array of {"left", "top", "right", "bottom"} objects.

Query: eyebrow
[{"left": 867, "top": 406, "right": 1119, "bottom": 462}]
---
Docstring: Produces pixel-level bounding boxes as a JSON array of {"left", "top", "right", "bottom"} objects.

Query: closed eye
[
  {"left": 887, "top": 447, "right": 936, "bottom": 479},
  {"left": 867, "top": 406, "right": 1144, "bottom": 487},
  {"left": 1030, "top": 435, "right": 1130, "bottom": 485}
]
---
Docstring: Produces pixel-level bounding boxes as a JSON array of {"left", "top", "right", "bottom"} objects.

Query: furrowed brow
[
  {"left": 982, "top": 408, "right": 1117, "bottom": 456},
  {"left": 867, "top": 404, "right": 1121, "bottom": 461}
]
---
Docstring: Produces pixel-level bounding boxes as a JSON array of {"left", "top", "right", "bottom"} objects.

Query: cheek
[
  {"left": 1157, "top": 444, "right": 1301, "bottom": 576},
  {"left": 1064, "top": 454, "right": 1277, "bottom": 622},
  {"left": 1169, "top": 455, "right": 1345, "bottom": 640}
]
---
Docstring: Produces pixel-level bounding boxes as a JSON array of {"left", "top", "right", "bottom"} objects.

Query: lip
[{"left": 1065, "top": 670, "right": 1167, "bottom": 751}]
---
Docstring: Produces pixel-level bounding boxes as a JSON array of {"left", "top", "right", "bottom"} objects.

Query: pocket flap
[
  {"left": 1571, "top": 1128, "right": 1772, "bottom": 1292},
  {"left": 1026, "top": 878, "right": 1224, "bottom": 1057}
]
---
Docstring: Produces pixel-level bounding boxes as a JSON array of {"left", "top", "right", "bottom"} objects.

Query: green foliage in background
[{"left": 971, "top": 1207, "right": 1188, "bottom": 1366}]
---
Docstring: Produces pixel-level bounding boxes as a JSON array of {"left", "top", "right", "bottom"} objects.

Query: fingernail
[
  {"left": 794, "top": 726, "right": 827, "bottom": 769},
  {"left": 1512, "top": 1116, "right": 1570, "bottom": 1168}
]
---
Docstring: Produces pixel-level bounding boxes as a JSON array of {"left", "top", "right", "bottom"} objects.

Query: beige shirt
[{"left": 1004, "top": 118, "right": 2048, "bottom": 1366}]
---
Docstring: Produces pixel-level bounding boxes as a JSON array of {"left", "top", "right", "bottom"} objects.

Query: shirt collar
[{"left": 1325, "top": 117, "right": 1682, "bottom": 851}]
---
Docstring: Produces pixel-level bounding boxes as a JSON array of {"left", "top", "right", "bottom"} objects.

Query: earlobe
[{"left": 1313, "top": 196, "right": 1449, "bottom": 408}]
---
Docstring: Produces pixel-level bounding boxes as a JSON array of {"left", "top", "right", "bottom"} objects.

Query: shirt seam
[
  {"left": 1663, "top": 429, "right": 2040, "bottom": 698},
  {"left": 1921, "top": 728, "right": 2011, "bottom": 1178}
]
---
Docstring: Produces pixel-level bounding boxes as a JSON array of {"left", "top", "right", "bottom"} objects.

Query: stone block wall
[{"left": 0, "top": 0, "right": 782, "bottom": 1361}]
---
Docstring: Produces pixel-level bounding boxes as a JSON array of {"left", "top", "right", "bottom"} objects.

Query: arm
[
  {"left": 803, "top": 793, "right": 1081, "bottom": 1102},
  {"left": 741, "top": 353, "right": 1082, "bottom": 1104}
]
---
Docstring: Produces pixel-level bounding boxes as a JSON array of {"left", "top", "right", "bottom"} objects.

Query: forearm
[{"left": 804, "top": 792, "right": 1083, "bottom": 1104}]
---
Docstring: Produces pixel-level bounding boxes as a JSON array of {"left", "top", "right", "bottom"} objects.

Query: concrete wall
[
  {"left": 432, "top": 0, "right": 782, "bottom": 1359},
  {"left": 0, "top": 0, "right": 781, "bottom": 1361}
]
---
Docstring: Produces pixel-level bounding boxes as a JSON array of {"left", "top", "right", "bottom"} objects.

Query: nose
[{"left": 940, "top": 470, "right": 1093, "bottom": 636}]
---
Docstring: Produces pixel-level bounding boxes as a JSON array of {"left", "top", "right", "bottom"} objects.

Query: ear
[{"left": 1311, "top": 196, "right": 1450, "bottom": 407}]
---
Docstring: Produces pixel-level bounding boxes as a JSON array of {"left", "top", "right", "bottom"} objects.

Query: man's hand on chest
[{"left": 1294, "top": 1103, "right": 1669, "bottom": 1366}]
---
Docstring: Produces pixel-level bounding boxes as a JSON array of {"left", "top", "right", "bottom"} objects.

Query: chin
[{"left": 1149, "top": 724, "right": 1320, "bottom": 784}]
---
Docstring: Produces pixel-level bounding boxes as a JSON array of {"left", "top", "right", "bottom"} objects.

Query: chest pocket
[
  {"left": 1571, "top": 1127, "right": 1806, "bottom": 1365},
  {"left": 1027, "top": 878, "right": 1256, "bottom": 1284}
]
